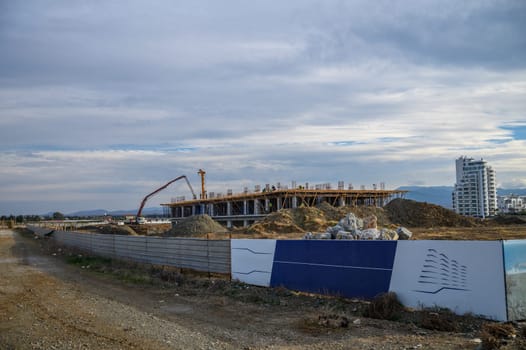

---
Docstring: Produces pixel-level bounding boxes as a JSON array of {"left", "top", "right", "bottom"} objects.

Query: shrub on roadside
[{"left": 363, "top": 292, "right": 404, "bottom": 320}]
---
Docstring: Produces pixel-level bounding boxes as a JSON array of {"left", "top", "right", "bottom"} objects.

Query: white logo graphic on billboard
[{"left": 414, "top": 248, "right": 468, "bottom": 294}]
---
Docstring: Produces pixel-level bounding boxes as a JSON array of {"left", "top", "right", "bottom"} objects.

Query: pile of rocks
[{"left": 303, "top": 213, "right": 412, "bottom": 241}]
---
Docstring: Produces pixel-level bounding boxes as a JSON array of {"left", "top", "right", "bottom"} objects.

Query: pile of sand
[{"left": 167, "top": 214, "right": 227, "bottom": 237}]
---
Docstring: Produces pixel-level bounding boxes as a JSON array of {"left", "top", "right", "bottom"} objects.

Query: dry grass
[
  {"left": 419, "top": 311, "right": 459, "bottom": 332},
  {"left": 226, "top": 224, "right": 526, "bottom": 240},
  {"left": 231, "top": 224, "right": 526, "bottom": 240},
  {"left": 363, "top": 292, "right": 404, "bottom": 321},
  {"left": 480, "top": 322, "right": 516, "bottom": 349},
  {"left": 411, "top": 225, "right": 526, "bottom": 240},
  {"left": 296, "top": 312, "right": 349, "bottom": 336}
]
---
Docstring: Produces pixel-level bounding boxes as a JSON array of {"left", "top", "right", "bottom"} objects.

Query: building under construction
[{"left": 162, "top": 178, "right": 407, "bottom": 228}]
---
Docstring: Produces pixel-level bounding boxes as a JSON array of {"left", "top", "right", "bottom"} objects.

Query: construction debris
[
  {"left": 397, "top": 227, "right": 413, "bottom": 240},
  {"left": 303, "top": 212, "right": 412, "bottom": 241},
  {"left": 380, "top": 228, "right": 399, "bottom": 240},
  {"left": 363, "top": 215, "right": 378, "bottom": 229},
  {"left": 317, "top": 314, "right": 349, "bottom": 328}
]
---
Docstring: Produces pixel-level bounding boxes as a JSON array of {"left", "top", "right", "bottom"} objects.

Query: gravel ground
[{"left": 0, "top": 229, "right": 518, "bottom": 349}]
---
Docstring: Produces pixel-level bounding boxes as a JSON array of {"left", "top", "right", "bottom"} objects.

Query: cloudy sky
[{"left": 1, "top": 0, "right": 525, "bottom": 215}]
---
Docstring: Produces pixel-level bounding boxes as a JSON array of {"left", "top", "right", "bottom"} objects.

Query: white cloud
[{"left": 1, "top": 0, "right": 525, "bottom": 214}]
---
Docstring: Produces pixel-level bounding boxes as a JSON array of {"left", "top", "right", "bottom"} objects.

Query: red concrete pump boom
[{"left": 136, "top": 175, "right": 197, "bottom": 218}]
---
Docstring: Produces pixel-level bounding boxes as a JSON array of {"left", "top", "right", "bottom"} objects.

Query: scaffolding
[{"left": 162, "top": 185, "right": 407, "bottom": 228}]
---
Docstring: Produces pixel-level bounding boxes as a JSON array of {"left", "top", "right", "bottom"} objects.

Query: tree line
[{"left": 1, "top": 212, "right": 66, "bottom": 223}]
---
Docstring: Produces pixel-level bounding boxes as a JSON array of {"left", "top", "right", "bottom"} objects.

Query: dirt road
[{"left": 0, "top": 229, "right": 490, "bottom": 349}]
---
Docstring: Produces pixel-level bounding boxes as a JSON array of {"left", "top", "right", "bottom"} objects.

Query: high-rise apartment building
[{"left": 452, "top": 156, "right": 497, "bottom": 218}]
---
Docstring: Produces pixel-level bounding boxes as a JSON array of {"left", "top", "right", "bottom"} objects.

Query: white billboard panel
[
  {"left": 389, "top": 240, "right": 506, "bottom": 321},
  {"left": 231, "top": 239, "right": 276, "bottom": 287}
]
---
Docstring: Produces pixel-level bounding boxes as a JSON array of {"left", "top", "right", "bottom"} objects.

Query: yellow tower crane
[{"left": 198, "top": 169, "right": 207, "bottom": 199}]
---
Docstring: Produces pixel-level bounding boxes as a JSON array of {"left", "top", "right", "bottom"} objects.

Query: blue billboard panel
[{"left": 270, "top": 240, "right": 397, "bottom": 299}]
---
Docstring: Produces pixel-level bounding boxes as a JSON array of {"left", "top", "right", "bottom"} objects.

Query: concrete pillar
[
  {"left": 243, "top": 220, "right": 248, "bottom": 227},
  {"left": 254, "top": 199, "right": 260, "bottom": 214},
  {"left": 243, "top": 200, "right": 248, "bottom": 215},
  {"left": 265, "top": 199, "right": 269, "bottom": 212},
  {"left": 277, "top": 197, "right": 282, "bottom": 210},
  {"left": 227, "top": 201, "right": 232, "bottom": 216},
  {"left": 209, "top": 203, "right": 214, "bottom": 216},
  {"left": 339, "top": 196, "right": 345, "bottom": 207},
  {"left": 292, "top": 196, "right": 298, "bottom": 208},
  {"left": 227, "top": 220, "right": 232, "bottom": 228},
  {"left": 191, "top": 205, "right": 196, "bottom": 216}
]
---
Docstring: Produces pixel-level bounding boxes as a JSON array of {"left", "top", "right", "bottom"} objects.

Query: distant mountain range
[
  {"left": 50, "top": 187, "right": 526, "bottom": 217},
  {"left": 397, "top": 186, "right": 454, "bottom": 208},
  {"left": 498, "top": 188, "right": 526, "bottom": 196},
  {"left": 397, "top": 186, "right": 526, "bottom": 209},
  {"left": 63, "top": 207, "right": 166, "bottom": 217}
]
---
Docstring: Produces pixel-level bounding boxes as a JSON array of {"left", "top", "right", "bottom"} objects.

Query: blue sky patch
[
  {"left": 501, "top": 124, "right": 526, "bottom": 141},
  {"left": 109, "top": 144, "right": 197, "bottom": 152},
  {"left": 378, "top": 137, "right": 403, "bottom": 143},
  {"left": 487, "top": 138, "right": 510, "bottom": 145},
  {"left": 328, "top": 141, "right": 361, "bottom": 146}
]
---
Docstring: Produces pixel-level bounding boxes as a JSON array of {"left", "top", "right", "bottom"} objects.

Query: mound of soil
[
  {"left": 167, "top": 214, "right": 227, "bottom": 237},
  {"left": 245, "top": 203, "right": 392, "bottom": 235},
  {"left": 384, "top": 198, "right": 480, "bottom": 228},
  {"left": 489, "top": 215, "right": 526, "bottom": 225},
  {"left": 246, "top": 210, "right": 307, "bottom": 235},
  {"left": 83, "top": 224, "right": 138, "bottom": 236},
  {"left": 126, "top": 223, "right": 172, "bottom": 236},
  {"left": 315, "top": 202, "right": 390, "bottom": 226},
  {"left": 315, "top": 202, "right": 345, "bottom": 223},
  {"left": 244, "top": 198, "right": 498, "bottom": 235}
]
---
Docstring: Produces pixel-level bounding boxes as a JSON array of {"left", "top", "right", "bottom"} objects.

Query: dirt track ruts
[{"left": 0, "top": 229, "right": 485, "bottom": 349}]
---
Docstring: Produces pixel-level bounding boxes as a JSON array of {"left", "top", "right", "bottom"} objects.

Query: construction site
[
  {"left": 159, "top": 170, "right": 407, "bottom": 228},
  {"left": 7, "top": 171, "right": 526, "bottom": 350}
]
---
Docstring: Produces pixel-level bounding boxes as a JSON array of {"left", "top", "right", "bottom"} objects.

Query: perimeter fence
[{"left": 27, "top": 225, "right": 230, "bottom": 274}]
